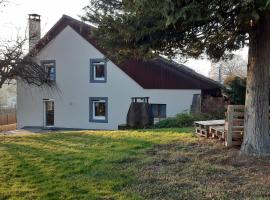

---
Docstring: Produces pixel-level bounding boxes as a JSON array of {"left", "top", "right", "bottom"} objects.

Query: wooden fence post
[{"left": 225, "top": 105, "right": 233, "bottom": 147}]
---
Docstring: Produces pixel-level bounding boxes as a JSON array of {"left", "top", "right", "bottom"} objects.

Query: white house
[{"left": 17, "top": 14, "right": 222, "bottom": 130}]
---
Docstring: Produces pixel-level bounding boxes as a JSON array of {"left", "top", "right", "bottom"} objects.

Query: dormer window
[
  {"left": 42, "top": 60, "right": 56, "bottom": 82},
  {"left": 90, "top": 59, "right": 107, "bottom": 83}
]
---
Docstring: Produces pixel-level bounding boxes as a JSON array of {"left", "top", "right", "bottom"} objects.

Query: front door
[{"left": 44, "top": 100, "right": 54, "bottom": 127}]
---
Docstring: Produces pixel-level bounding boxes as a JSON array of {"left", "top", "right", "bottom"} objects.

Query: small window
[
  {"left": 89, "top": 97, "right": 108, "bottom": 123},
  {"left": 90, "top": 59, "right": 107, "bottom": 83},
  {"left": 151, "top": 104, "right": 166, "bottom": 118},
  {"left": 42, "top": 60, "right": 56, "bottom": 81}
]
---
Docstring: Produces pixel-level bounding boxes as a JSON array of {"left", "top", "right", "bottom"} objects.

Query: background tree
[
  {"left": 83, "top": 0, "right": 270, "bottom": 155},
  {"left": 209, "top": 54, "right": 247, "bottom": 83}
]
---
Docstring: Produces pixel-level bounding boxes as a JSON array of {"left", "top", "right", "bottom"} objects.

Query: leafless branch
[
  {"left": 209, "top": 54, "right": 247, "bottom": 82},
  {"left": 0, "top": 0, "right": 8, "bottom": 7},
  {"left": 0, "top": 37, "right": 52, "bottom": 88}
]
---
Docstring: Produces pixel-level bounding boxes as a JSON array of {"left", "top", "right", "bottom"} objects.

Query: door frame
[{"left": 43, "top": 99, "right": 55, "bottom": 128}]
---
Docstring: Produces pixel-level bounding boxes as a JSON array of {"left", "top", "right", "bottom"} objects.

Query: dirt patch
[
  {"left": 130, "top": 139, "right": 270, "bottom": 200},
  {"left": 0, "top": 127, "right": 60, "bottom": 135}
]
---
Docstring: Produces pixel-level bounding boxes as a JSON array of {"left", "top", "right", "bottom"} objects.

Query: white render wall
[{"left": 17, "top": 26, "right": 201, "bottom": 130}]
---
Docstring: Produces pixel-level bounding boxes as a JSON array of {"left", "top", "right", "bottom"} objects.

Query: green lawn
[{"left": 0, "top": 128, "right": 269, "bottom": 200}]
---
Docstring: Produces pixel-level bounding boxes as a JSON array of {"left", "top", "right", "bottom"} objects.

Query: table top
[{"left": 195, "top": 120, "right": 225, "bottom": 126}]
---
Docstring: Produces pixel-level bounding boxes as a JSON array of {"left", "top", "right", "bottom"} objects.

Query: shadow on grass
[{"left": 129, "top": 140, "right": 270, "bottom": 200}]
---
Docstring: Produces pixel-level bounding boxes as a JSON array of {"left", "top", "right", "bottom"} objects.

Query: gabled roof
[{"left": 30, "top": 15, "right": 223, "bottom": 90}]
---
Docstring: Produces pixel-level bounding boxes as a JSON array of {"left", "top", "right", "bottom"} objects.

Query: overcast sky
[{"left": 0, "top": 0, "right": 248, "bottom": 76}]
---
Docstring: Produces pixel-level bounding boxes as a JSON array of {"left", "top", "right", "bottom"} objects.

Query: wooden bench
[
  {"left": 195, "top": 105, "right": 270, "bottom": 147},
  {"left": 195, "top": 120, "right": 225, "bottom": 138}
]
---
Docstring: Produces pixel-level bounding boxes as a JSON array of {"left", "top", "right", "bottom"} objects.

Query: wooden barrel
[{"left": 127, "top": 102, "right": 153, "bottom": 128}]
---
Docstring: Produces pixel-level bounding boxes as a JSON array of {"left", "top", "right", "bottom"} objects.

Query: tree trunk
[{"left": 241, "top": 13, "right": 270, "bottom": 156}]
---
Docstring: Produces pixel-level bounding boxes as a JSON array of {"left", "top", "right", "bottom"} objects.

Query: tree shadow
[{"left": 129, "top": 140, "right": 270, "bottom": 199}]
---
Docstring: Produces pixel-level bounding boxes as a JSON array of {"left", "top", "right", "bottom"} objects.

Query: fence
[
  {"left": 225, "top": 105, "right": 244, "bottom": 147},
  {"left": 0, "top": 107, "right": 16, "bottom": 126}
]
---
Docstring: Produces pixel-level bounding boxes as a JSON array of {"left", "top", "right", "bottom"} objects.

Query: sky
[
  {"left": 185, "top": 48, "right": 248, "bottom": 76},
  {"left": 0, "top": 0, "right": 248, "bottom": 77}
]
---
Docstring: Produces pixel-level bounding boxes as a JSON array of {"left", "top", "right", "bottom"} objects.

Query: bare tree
[
  {"left": 0, "top": 37, "right": 52, "bottom": 88},
  {"left": 0, "top": 1, "right": 50, "bottom": 88},
  {"left": 209, "top": 54, "right": 247, "bottom": 83},
  {"left": 0, "top": 0, "right": 8, "bottom": 10},
  {"left": 0, "top": 0, "right": 6, "bottom": 5}
]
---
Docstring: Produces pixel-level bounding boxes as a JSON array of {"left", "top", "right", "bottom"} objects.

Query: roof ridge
[{"left": 62, "top": 14, "right": 95, "bottom": 29}]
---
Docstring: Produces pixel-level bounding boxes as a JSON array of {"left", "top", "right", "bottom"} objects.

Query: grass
[{"left": 0, "top": 128, "right": 269, "bottom": 200}]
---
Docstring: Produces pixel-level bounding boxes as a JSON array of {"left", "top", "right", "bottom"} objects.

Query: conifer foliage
[{"left": 83, "top": 0, "right": 270, "bottom": 155}]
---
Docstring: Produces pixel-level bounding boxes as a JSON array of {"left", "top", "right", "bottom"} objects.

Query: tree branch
[{"left": 0, "top": 37, "right": 53, "bottom": 88}]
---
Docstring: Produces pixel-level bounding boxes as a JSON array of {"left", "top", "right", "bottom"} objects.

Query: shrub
[
  {"left": 154, "top": 117, "right": 179, "bottom": 128},
  {"left": 155, "top": 113, "right": 207, "bottom": 128},
  {"left": 224, "top": 76, "right": 246, "bottom": 105}
]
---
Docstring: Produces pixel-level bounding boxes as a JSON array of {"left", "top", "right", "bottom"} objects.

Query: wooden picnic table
[{"left": 195, "top": 120, "right": 225, "bottom": 137}]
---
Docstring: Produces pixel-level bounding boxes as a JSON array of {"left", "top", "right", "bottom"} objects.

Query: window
[
  {"left": 42, "top": 60, "right": 56, "bottom": 81},
  {"left": 151, "top": 104, "right": 166, "bottom": 118},
  {"left": 89, "top": 97, "right": 108, "bottom": 123},
  {"left": 90, "top": 59, "right": 107, "bottom": 83}
]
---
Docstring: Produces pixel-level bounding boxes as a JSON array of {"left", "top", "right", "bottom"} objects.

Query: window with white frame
[
  {"left": 89, "top": 97, "right": 108, "bottom": 123},
  {"left": 42, "top": 60, "right": 56, "bottom": 81},
  {"left": 90, "top": 59, "right": 107, "bottom": 82}
]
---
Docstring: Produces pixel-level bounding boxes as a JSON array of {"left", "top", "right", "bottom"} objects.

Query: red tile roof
[{"left": 29, "top": 15, "right": 223, "bottom": 90}]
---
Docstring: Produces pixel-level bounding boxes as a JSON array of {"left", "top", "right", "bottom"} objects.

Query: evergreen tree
[
  {"left": 225, "top": 76, "right": 246, "bottom": 105},
  {"left": 83, "top": 0, "right": 270, "bottom": 155}
]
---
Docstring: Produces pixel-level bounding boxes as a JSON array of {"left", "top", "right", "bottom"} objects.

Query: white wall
[{"left": 17, "top": 26, "right": 201, "bottom": 130}]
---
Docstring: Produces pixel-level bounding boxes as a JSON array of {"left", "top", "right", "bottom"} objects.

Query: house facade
[{"left": 17, "top": 15, "right": 222, "bottom": 130}]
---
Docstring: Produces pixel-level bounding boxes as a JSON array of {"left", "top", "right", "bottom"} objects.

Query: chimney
[{"left": 28, "top": 14, "right": 41, "bottom": 51}]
